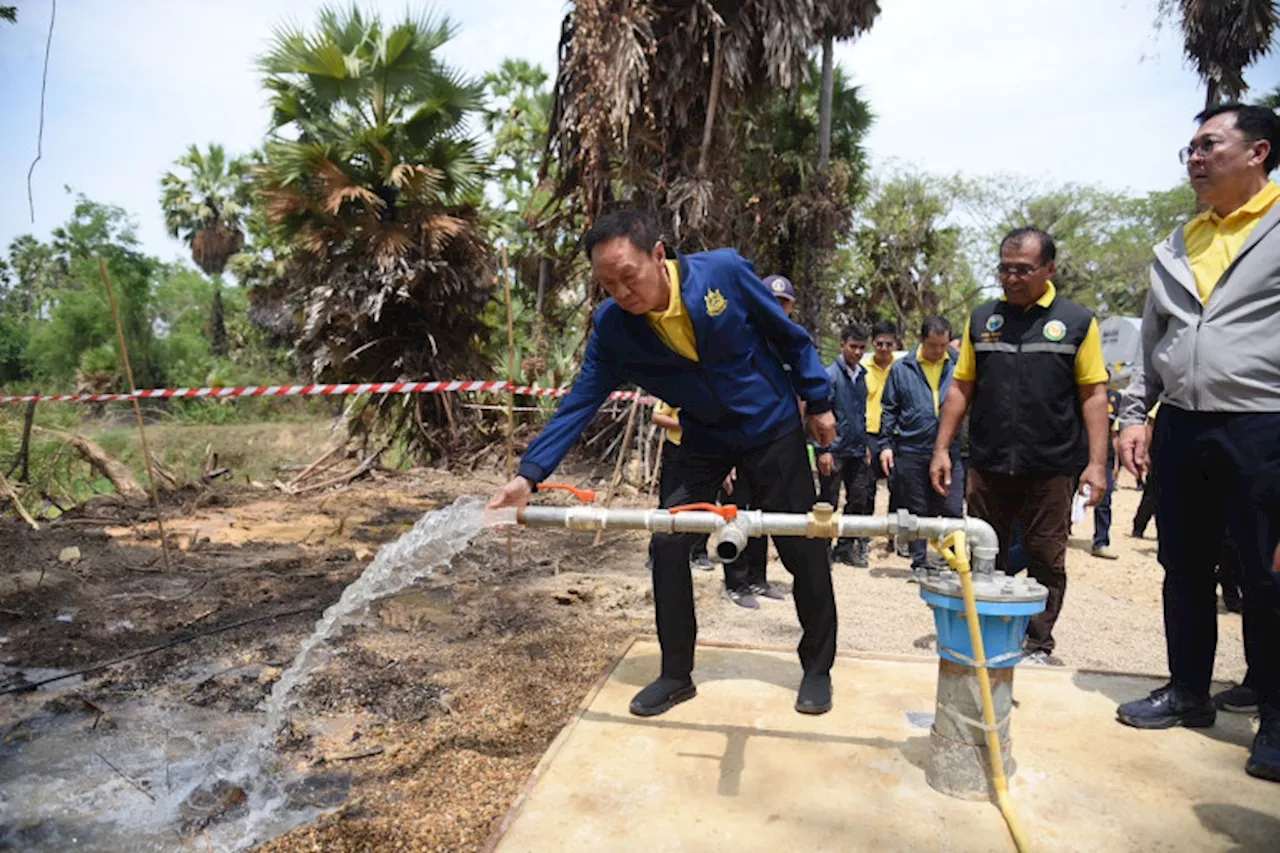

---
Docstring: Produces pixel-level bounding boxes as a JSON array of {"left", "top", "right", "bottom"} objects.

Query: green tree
[
  {"left": 952, "top": 176, "right": 1197, "bottom": 316},
  {"left": 253, "top": 4, "right": 492, "bottom": 388},
  {"left": 21, "top": 197, "right": 160, "bottom": 389},
  {"left": 844, "top": 172, "right": 979, "bottom": 335}
]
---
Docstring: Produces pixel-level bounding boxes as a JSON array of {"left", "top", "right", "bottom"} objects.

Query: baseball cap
[{"left": 763, "top": 275, "right": 795, "bottom": 302}]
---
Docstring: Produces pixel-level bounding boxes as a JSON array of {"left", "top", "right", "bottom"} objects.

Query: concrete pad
[{"left": 490, "top": 639, "right": 1280, "bottom": 852}]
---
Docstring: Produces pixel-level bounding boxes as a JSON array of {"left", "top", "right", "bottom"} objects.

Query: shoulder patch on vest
[
  {"left": 705, "top": 289, "right": 727, "bottom": 317},
  {"left": 1043, "top": 319, "right": 1067, "bottom": 342},
  {"left": 985, "top": 314, "right": 1004, "bottom": 333}
]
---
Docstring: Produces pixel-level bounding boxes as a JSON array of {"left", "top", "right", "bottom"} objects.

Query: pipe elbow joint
[
  {"left": 964, "top": 517, "right": 999, "bottom": 572},
  {"left": 709, "top": 517, "right": 751, "bottom": 564}
]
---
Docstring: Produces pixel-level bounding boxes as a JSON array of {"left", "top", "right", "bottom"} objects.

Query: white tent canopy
[{"left": 1100, "top": 316, "right": 1143, "bottom": 387}]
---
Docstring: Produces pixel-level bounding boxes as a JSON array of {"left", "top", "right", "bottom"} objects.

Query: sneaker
[
  {"left": 690, "top": 554, "right": 715, "bottom": 572},
  {"left": 1213, "top": 683, "right": 1260, "bottom": 713},
  {"left": 1091, "top": 546, "right": 1119, "bottom": 560},
  {"left": 896, "top": 543, "right": 911, "bottom": 558},
  {"left": 749, "top": 582, "right": 785, "bottom": 601},
  {"left": 795, "top": 673, "right": 833, "bottom": 715},
  {"left": 1022, "top": 651, "right": 1063, "bottom": 667},
  {"left": 907, "top": 567, "right": 928, "bottom": 585},
  {"left": 1116, "top": 684, "right": 1216, "bottom": 730},
  {"left": 1246, "top": 708, "right": 1280, "bottom": 783},
  {"left": 722, "top": 588, "right": 759, "bottom": 609},
  {"left": 852, "top": 541, "right": 869, "bottom": 569},
  {"left": 629, "top": 677, "right": 697, "bottom": 717},
  {"left": 830, "top": 546, "right": 855, "bottom": 566}
]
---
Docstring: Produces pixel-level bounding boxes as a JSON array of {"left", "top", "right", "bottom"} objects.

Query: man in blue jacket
[
  {"left": 488, "top": 211, "right": 839, "bottom": 718},
  {"left": 817, "top": 323, "right": 872, "bottom": 567},
  {"left": 877, "top": 316, "right": 963, "bottom": 577}
]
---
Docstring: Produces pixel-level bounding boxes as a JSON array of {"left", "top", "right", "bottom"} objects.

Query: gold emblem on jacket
[{"left": 705, "top": 289, "right": 728, "bottom": 317}]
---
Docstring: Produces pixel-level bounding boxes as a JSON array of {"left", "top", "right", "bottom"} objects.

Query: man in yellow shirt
[
  {"left": 1114, "top": 104, "right": 1280, "bottom": 782},
  {"left": 862, "top": 320, "right": 902, "bottom": 551},
  {"left": 932, "top": 227, "right": 1111, "bottom": 664}
]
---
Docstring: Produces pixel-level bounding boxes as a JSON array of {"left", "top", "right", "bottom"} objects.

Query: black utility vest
[{"left": 966, "top": 294, "right": 1095, "bottom": 476}]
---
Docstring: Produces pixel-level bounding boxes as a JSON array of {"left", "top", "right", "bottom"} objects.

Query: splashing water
[
  {"left": 0, "top": 496, "right": 496, "bottom": 852},
  {"left": 264, "top": 495, "right": 488, "bottom": 732}
]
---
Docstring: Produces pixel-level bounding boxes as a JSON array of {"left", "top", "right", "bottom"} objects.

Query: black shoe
[
  {"left": 1222, "top": 596, "right": 1243, "bottom": 614},
  {"left": 1116, "top": 684, "right": 1216, "bottom": 730},
  {"left": 1246, "top": 707, "right": 1280, "bottom": 783},
  {"left": 831, "top": 546, "right": 855, "bottom": 566},
  {"left": 629, "top": 677, "right": 696, "bottom": 717},
  {"left": 722, "top": 587, "right": 759, "bottom": 609},
  {"left": 1213, "top": 683, "right": 1260, "bottom": 713},
  {"left": 796, "top": 673, "right": 832, "bottom": 715}
]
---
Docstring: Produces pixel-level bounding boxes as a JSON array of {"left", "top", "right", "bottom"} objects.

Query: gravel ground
[{"left": 692, "top": 476, "right": 1247, "bottom": 684}]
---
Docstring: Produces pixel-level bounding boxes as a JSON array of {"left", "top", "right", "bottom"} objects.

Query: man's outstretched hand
[
  {"left": 488, "top": 476, "right": 533, "bottom": 510},
  {"left": 808, "top": 411, "right": 836, "bottom": 448}
]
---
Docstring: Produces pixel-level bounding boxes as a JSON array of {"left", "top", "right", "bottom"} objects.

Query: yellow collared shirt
[
  {"left": 861, "top": 353, "right": 901, "bottom": 433},
  {"left": 917, "top": 346, "right": 950, "bottom": 415},
  {"left": 645, "top": 260, "right": 699, "bottom": 362},
  {"left": 652, "top": 399, "right": 683, "bottom": 446},
  {"left": 954, "top": 281, "right": 1108, "bottom": 386},
  {"left": 1183, "top": 180, "right": 1280, "bottom": 303}
]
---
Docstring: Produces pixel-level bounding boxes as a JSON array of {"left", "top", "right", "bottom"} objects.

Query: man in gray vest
[
  {"left": 930, "top": 228, "right": 1111, "bottom": 664},
  {"left": 1115, "top": 103, "right": 1280, "bottom": 784}
]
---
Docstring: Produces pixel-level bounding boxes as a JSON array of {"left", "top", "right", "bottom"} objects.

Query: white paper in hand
[{"left": 1070, "top": 485, "right": 1090, "bottom": 525}]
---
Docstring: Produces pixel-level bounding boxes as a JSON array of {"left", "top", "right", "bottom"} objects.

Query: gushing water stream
[{"left": 0, "top": 496, "right": 493, "bottom": 852}]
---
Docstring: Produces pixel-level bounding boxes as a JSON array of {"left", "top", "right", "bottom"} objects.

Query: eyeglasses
[
  {"left": 996, "top": 262, "right": 1044, "bottom": 278},
  {"left": 1179, "top": 138, "right": 1228, "bottom": 164}
]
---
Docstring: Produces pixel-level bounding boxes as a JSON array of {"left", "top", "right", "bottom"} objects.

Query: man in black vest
[{"left": 930, "top": 227, "right": 1110, "bottom": 664}]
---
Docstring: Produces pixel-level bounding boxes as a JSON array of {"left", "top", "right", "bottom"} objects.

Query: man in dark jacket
[
  {"left": 877, "top": 316, "right": 962, "bottom": 577},
  {"left": 488, "top": 211, "right": 839, "bottom": 718},
  {"left": 932, "top": 227, "right": 1110, "bottom": 663},
  {"left": 817, "top": 324, "right": 872, "bottom": 567}
]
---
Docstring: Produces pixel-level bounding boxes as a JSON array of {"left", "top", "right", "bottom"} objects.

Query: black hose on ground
[{"left": 0, "top": 604, "right": 322, "bottom": 697}]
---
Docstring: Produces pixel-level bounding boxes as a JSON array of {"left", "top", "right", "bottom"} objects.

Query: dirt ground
[{"left": 0, "top": 465, "right": 1247, "bottom": 852}]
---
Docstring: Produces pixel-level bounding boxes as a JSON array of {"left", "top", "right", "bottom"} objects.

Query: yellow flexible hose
[{"left": 936, "top": 531, "right": 1032, "bottom": 853}]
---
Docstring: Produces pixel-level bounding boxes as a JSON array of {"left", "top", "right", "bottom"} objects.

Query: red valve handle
[
  {"left": 538, "top": 483, "right": 597, "bottom": 503},
  {"left": 668, "top": 503, "right": 738, "bottom": 521}
]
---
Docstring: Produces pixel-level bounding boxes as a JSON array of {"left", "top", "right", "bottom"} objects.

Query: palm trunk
[
  {"left": 696, "top": 27, "right": 725, "bottom": 177},
  {"left": 1204, "top": 78, "right": 1223, "bottom": 111},
  {"left": 210, "top": 278, "right": 229, "bottom": 358},
  {"left": 818, "top": 33, "right": 835, "bottom": 173}
]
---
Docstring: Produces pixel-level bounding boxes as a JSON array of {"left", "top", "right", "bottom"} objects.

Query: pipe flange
[{"left": 921, "top": 572, "right": 1049, "bottom": 604}]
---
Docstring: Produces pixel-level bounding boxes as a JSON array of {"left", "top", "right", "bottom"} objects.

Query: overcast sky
[{"left": 2, "top": 0, "right": 1278, "bottom": 264}]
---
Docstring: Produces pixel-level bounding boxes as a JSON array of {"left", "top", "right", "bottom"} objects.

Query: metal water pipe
[{"left": 517, "top": 499, "right": 1000, "bottom": 572}]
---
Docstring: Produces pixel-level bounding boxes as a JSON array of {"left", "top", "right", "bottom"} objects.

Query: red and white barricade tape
[{"left": 0, "top": 381, "right": 652, "bottom": 405}]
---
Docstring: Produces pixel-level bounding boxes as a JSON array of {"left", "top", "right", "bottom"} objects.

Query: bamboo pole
[
  {"left": 593, "top": 395, "right": 642, "bottom": 546},
  {"left": 0, "top": 470, "right": 39, "bottom": 531},
  {"left": 502, "top": 247, "right": 516, "bottom": 573},
  {"left": 98, "top": 257, "right": 173, "bottom": 572}
]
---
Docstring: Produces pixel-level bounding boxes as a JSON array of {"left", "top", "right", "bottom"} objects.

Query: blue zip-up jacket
[
  {"left": 518, "top": 249, "right": 832, "bottom": 483},
  {"left": 821, "top": 357, "right": 868, "bottom": 459},
  {"left": 876, "top": 349, "right": 957, "bottom": 457}
]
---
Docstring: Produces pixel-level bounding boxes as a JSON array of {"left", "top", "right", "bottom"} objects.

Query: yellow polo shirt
[
  {"left": 646, "top": 260, "right": 699, "bottom": 362},
  {"left": 917, "top": 346, "right": 950, "bottom": 415},
  {"left": 954, "top": 281, "right": 1108, "bottom": 386},
  {"left": 652, "top": 399, "right": 683, "bottom": 446},
  {"left": 861, "top": 353, "right": 900, "bottom": 434},
  {"left": 1183, "top": 180, "right": 1280, "bottom": 303}
]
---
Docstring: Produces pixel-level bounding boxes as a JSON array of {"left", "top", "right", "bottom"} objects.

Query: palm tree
[
  {"left": 815, "top": 2, "right": 880, "bottom": 171},
  {"left": 252, "top": 4, "right": 492, "bottom": 388},
  {"left": 160, "top": 144, "right": 247, "bottom": 276},
  {"left": 1159, "top": 0, "right": 1280, "bottom": 108},
  {"left": 160, "top": 144, "right": 247, "bottom": 356}
]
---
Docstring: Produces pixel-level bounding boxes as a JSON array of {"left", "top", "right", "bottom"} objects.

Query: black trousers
[
  {"left": 650, "top": 427, "right": 837, "bottom": 680},
  {"left": 865, "top": 431, "right": 897, "bottom": 515},
  {"left": 894, "top": 450, "right": 965, "bottom": 569},
  {"left": 1153, "top": 407, "right": 1280, "bottom": 707},
  {"left": 655, "top": 440, "right": 707, "bottom": 561},
  {"left": 1134, "top": 461, "right": 1158, "bottom": 537},
  {"left": 721, "top": 474, "right": 768, "bottom": 592},
  {"left": 818, "top": 453, "right": 873, "bottom": 552}
]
